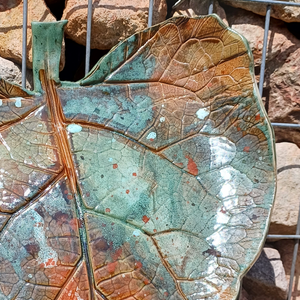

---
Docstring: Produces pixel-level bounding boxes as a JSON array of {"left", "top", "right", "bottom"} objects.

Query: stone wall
[{"left": 0, "top": 0, "right": 300, "bottom": 298}]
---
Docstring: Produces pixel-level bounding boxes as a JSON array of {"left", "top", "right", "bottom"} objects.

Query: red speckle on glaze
[
  {"left": 126, "top": 190, "right": 130, "bottom": 194},
  {"left": 107, "top": 261, "right": 117, "bottom": 274},
  {"left": 105, "top": 208, "right": 111, "bottom": 213},
  {"left": 69, "top": 218, "right": 79, "bottom": 231},
  {"left": 135, "top": 261, "right": 143, "bottom": 269},
  {"left": 44, "top": 258, "right": 56, "bottom": 267},
  {"left": 243, "top": 146, "right": 250, "bottom": 152},
  {"left": 132, "top": 172, "right": 137, "bottom": 176},
  {"left": 220, "top": 206, "right": 226, "bottom": 214},
  {"left": 142, "top": 215, "right": 150, "bottom": 223},
  {"left": 113, "top": 164, "right": 118, "bottom": 169},
  {"left": 112, "top": 248, "right": 123, "bottom": 261},
  {"left": 185, "top": 155, "right": 198, "bottom": 175}
]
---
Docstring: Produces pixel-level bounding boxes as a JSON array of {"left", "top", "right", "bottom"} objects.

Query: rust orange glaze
[{"left": 0, "top": 15, "right": 275, "bottom": 300}]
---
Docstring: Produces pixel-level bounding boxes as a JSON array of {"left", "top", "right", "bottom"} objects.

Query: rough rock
[
  {"left": 220, "top": 0, "right": 300, "bottom": 23},
  {"left": 0, "top": 0, "right": 54, "bottom": 67},
  {"left": 226, "top": 6, "right": 298, "bottom": 66},
  {"left": 240, "top": 289, "right": 250, "bottom": 300},
  {"left": 62, "top": 0, "right": 167, "bottom": 50},
  {"left": 225, "top": 6, "right": 300, "bottom": 146},
  {"left": 0, "top": 0, "right": 22, "bottom": 11},
  {"left": 0, "top": 0, "right": 65, "bottom": 69},
  {"left": 267, "top": 43, "right": 300, "bottom": 142},
  {"left": 0, "top": 56, "right": 33, "bottom": 90},
  {"left": 276, "top": 240, "right": 300, "bottom": 299},
  {"left": 243, "top": 247, "right": 288, "bottom": 300},
  {"left": 268, "top": 143, "right": 300, "bottom": 235},
  {"left": 172, "top": 0, "right": 228, "bottom": 25}
]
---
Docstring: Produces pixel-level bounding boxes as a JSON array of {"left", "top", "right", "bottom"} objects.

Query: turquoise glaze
[
  {"left": 0, "top": 15, "right": 276, "bottom": 300},
  {"left": 32, "top": 20, "right": 67, "bottom": 92}
]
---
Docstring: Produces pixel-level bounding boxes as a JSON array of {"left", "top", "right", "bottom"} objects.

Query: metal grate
[{"left": 20, "top": 0, "right": 300, "bottom": 299}]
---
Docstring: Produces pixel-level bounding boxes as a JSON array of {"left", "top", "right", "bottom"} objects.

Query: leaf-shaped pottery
[{"left": 0, "top": 15, "right": 276, "bottom": 300}]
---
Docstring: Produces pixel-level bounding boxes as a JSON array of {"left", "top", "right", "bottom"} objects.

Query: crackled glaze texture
[{"left": 0, "top": 15, "right": 276, "bottom": 300}]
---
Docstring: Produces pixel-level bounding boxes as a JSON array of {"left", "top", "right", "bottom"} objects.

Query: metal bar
[
  {"left": 267, "top": 235, "right": 300, "bottom": 239},
  {"left": 85, "top": 0, "right": 93, "bottom": 75},
  {"left": 22, "top": 0, "right": 28, "bottom": 89},
  {"left": 271, "top": 123, "right": 300, "bottom": 128},
  {"left": 208, "top": 0, "right": 214, "bottom": 14},
  {"left": 226, "top": 0, "right": 300, "bottom": 7},
  {"left": 258, "top": 5, "right": 271, "bottom": 96},
  {"left": 287, "top": 200, "right": 300, "bottom": 300},
  {"left": 172, "top": 0, "right": 187, "bottom": 9},
  {"left": 148, "top": 0, "right": 154, "bottom": 27}
]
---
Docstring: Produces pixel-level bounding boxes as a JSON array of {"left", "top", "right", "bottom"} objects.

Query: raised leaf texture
[{"left": 0, "top": 15, "right": 275, "bottom": 300}]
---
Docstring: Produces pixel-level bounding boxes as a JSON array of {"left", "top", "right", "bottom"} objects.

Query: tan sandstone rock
[
  {"left": 269, "top": 143, "right": 300, "bottom": 235},
  {"left": 62, "top": 0, "right": 167, "bottom": 50},
  {"left": 225, "top": 6, "right": 300, "bottom": 146},
  {"left": 220, "top": 0, "right": 300, "bottom": 23},
  {"left": 267, "top": 43, "right": 300, "bottom": 143},
  {"left": 172, "top": 0, "right": 228, "bottom": 25},
  {"left": 0, "top": 0, "right": 64, "bottom": 69},
  {"left": 243, "top": 247, "right": 288, "bottom": 300},
  {"left": 276, "top": 240, "right": 300, "bottom": 299},
  {"left": 226, "top": 6, "right": 298, "bottom": 66}
]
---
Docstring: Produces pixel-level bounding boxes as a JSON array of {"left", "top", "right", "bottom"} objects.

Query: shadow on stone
[{"left": 243, "top": 247, "right": 288, "bottom": 300}]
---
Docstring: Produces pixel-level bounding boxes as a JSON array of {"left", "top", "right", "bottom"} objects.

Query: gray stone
[
  {"left": 0, "top": 56, "right": 33, "bottom": 90},
  {"left": 243, "top": 247, "right": 288, "bottom": 300},
  {"left": 276, "top": 240, "right": 300, "bottom": 300},
  {"left": 240, "top": 289, "right": 250, "bottom": 300}
]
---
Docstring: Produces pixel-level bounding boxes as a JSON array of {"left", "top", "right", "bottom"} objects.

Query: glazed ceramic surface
[{"left": 0, "top": 15, "right": 276, "bottom": 300}]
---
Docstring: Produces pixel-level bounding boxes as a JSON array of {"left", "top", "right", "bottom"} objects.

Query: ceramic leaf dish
[{"left": 0, "top": 15, "right": 276, "bottom": 300}]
